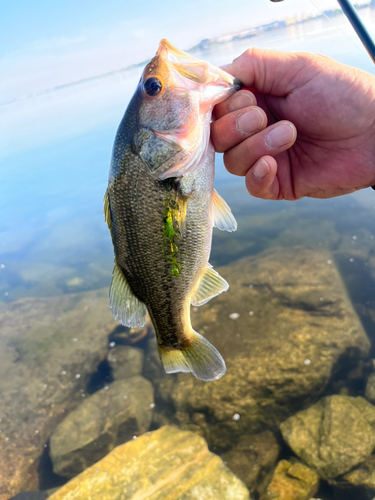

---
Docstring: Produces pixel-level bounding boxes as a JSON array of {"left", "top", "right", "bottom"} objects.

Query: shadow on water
[
  {"left": 38, "top": 441, "right": 67, "bottom": 491},
  {"left": 86, "top": 359, "right": 114, "bottom": 395},
  {"left": 336, "top": 254, "right": 375, "bottom": 357}
]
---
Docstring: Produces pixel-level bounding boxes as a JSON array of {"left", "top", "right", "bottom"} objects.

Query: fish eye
[{"left": 144, "top": 77, "right": 163, "bottom": 97}]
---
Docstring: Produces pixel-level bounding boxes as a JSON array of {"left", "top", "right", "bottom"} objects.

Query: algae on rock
[{"left": 48, "top": 425, "right": 250, "bottom": 500}]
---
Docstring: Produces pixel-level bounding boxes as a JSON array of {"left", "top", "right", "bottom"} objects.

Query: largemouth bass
[{"left": 104, "top": 39, "right": 240, "bottom": 381}]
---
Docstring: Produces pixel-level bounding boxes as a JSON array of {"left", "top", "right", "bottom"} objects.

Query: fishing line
[{"left": 306, "top": 0, "right": 369, "bottom": 59}]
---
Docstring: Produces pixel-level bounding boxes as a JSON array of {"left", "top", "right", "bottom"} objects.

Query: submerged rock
[
  {"left": 0, "top": 290, "right": 119, "bottom": 500},
  {"left": 147, "top": 247, "right": 370, "bottom": 448},
  {"left": 48, "top": 425, "right": 250, "bottom": 500},
  {"left": 107, "top": 345, "right": 144, "bottom": 379},
  {"left": 365, "top": 362, "right": 375, "bottom": 404},
  {"left": 263, "top": 460, "right": 319, "bottom": 500},
  {"left": 221, "top": 430, "right": 280, "bottom": 496},
  {"left": 50, "top": 376, "right": 154, "bottom": 478},
  {"left": 9, "top": 493, "right": 49, "bottom": 500},
  {"left": 280, "top": 395, "right": 375, "bottom": 478},
  {"left": 108, "top": 318, "right": 152, "bottom": 345},
  {"left": 344, "top": 454, "right": 375, "bottom": 490}
]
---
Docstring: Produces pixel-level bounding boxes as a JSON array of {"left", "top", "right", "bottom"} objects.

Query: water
[{"left": 2, "top": 8, "right": 375, "bottom": 500}]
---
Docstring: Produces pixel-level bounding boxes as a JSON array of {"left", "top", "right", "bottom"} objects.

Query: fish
[{"left": 104, "top": 39, "right": 241, "bottom": 381}]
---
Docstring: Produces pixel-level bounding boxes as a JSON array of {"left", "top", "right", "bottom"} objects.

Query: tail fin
[{"left": 158, "top": 331, "right": 226, "bottom": 381}]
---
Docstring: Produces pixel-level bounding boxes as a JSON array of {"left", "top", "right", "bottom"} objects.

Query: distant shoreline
[{"left": 188, "top": 2, "right": 374, "bottom": 52}]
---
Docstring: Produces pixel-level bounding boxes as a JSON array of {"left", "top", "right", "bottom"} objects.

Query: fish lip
[{"left": 233, "top": 77, "right": 243, "bottom": 90}]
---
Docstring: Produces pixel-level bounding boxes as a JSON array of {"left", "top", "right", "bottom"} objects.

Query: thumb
[{"left": 223, "top": 48, "right": 312, "bottom": 96}]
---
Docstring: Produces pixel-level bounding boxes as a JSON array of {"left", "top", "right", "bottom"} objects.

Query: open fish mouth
[{"left": 156, "top": 38, "right": 242, "bottom": 101}]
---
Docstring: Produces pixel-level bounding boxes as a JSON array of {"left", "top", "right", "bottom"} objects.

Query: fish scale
[
  {"left": 109, "top": 150, "right": 213, "bottom": 348},
  {"left": 104, "top": 39, "right": 240, "bottom": 381}
]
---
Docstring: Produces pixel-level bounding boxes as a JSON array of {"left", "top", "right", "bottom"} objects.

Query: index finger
[
  {"left": 213, "top": 90, "right": 257, "bottom": 120},
  {"left": 224, "top": 47, "right": 311, "bottom": 95}
]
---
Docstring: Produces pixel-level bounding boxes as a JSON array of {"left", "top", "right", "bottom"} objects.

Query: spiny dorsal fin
[
  {"left": 212, "top": 189, "right": 237, "bottom": 232},
  {"left": 103, "top": 189, "right": 112, "bottom": 233},
  {"left": 158, "top": 330, "right": 226, "bottom": 381},
  {"left": 191, "top": 263, "right": 229, "bottom": 306},
  {"left": 109, "top": 261, "right": 147, "bottom": 327}
]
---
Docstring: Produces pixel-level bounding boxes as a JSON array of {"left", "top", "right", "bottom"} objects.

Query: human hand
[{"left": 211, "top": 48, "right": 375, "bottom": 200}]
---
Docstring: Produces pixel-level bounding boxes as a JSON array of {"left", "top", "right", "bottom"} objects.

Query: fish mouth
[
  {"left": 233, "top": 77, "right": 243, "bottom": 90},
  {"left": 157, "top": 39, "right": 242, "bottom": 100}
]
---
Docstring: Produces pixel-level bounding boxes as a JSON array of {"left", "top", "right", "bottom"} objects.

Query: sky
[{"left": 1, "top": 0, "right": 350, "bottom": 103}]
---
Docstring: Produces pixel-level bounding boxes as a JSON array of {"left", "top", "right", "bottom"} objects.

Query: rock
[
  {"left": 365, "top": 362, "right": 375, "bottom": 404},
  {"left": 221, "top": 431, "right": 280, "bottom": 496},
  {"left": 263, "top": 460, "right": 319, "bottom": 500},
  {"left": 146, "top": 247, "right": 369, "bottom": 449},
  {"left": 9, "top": 493, "right": 49, "bottom": 500},
  {"left": 0, "top": 290, "right": 119, "bottom": 500},
  {"left": 344, "top": 454, "right": 375, "bottom": 489},
  {"left": 48, "top": 425, "right": 250, "bottom": 500},
  {"left": 50, "top": 376, "right": 154, "bottom": 478},
  {"left": 108, "top": 317, "right": 152, "bottom": 345},
  {"left": 107, "top": 345, "right": 144, "bottom": 379},
  {"left": 366, "top": 373, "right": 375, "bottom": 404},
  {"left": 280, "top": 395, "right": 375, "bottom": 478}
]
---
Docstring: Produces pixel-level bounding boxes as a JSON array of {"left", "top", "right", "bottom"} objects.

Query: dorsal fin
[
  {"left": 109, "top": 261, "right": 147, "bottom": 327},
  {"left": 191, "top": 263, "right": 229, "bottom": 306},
  {"left": 212, "top": 189, "right": 237, "bottom": 232}
]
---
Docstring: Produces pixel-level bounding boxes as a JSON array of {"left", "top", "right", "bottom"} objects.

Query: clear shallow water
[{"left": 2, "top": 8, "right": 375, "bottom": 500}]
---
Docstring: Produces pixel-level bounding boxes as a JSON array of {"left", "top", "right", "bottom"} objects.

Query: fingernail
[
  {"left": 253, "top": 159, "right": 270, "bottom": 180},
  {"left": 229, "top": 93, "right": 254, "bottom": 112},
  {"left": 266, "top": 123, "right": 295, "bottom": 149},
  {"left": 237, "top": 109, "right": 263, "bottom": 134}
]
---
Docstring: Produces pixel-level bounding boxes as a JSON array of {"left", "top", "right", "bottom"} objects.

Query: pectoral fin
[
  {"left": 191, "top": 263, "right": 229, "bottom": 306},
  {"left": 109, "top": 261, "right": 147, "bottom": 327},
  {"left": 212, "top": 189, "right": 237, "bottom": 232},
  {"left": 103, "top": 189, "right": 112, "bottom": 234}
]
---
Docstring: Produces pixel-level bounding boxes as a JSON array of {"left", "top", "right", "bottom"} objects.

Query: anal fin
[
  {"left": 158, "top": 331, "right": 226, "bottom": 381},
  {"left": 191, "top": 263, "right": 229, "bottom": 306},
  {"left": 109, "top": 261, "right": 147, "bottom": 327},
  {"left": 212, "top": 189, "right": 237, "bottom": 232}
]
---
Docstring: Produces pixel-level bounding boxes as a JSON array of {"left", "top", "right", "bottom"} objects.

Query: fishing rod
[{"left": 270, "top": 0, "right": 375, "bottom": 63}]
